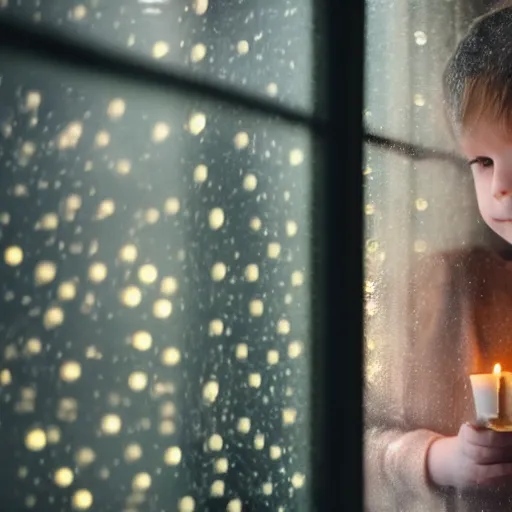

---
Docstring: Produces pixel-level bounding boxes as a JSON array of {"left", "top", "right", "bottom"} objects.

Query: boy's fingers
[
  {"left": 462, "top": 423, "right": 512, "bottom": 448},
  {"left": 464, "top": 442, "right": 512, "bottom": 464},
  {"left": 473, "top": 463, "right": 512, "bottom": 486}
]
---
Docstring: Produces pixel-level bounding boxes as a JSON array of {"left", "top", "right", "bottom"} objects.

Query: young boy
[{"left": 366, "top": 5, "right": 512, "bottom": 511}]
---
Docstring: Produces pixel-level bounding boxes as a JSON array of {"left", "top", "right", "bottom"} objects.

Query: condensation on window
[
  {"left": 0, "top": 0, "right": 314, "bottom": 111},
  {"left": 0, "top": 1, "right": 312, "bottom": 510},
  {"left": 364, "top": 1, "right": 511, "bottom": 511}
]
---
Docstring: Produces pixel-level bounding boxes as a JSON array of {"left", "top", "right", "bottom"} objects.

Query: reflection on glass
[{"left": 365, "top": 2, "right": 512, "bottom": 511}]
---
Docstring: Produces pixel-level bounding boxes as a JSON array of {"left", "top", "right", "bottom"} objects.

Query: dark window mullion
[{"left": 311, "top": 1, "right": 365, "bottom": 510}]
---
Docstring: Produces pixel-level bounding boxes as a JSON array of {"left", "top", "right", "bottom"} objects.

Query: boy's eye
[{"left": 468, "top": 156, "right": 494, "bottom": 168}]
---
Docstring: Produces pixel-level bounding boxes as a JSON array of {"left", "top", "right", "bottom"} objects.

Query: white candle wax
[
  {"left": 500, "top": 372, "right": 512, "bottom": 423},
  {"left": 470, "top": 373, "right": 499, "bottom": 423}
]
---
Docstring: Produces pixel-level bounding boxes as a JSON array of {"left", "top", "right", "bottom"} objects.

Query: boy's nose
[
  {"left": 494, "top": 189, "right": 512, "bottom": 199},
  {"left": 491, "top": 165, "right": 512, "bottom": 199}
]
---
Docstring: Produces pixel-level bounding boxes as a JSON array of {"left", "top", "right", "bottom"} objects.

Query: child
[{"left": 365, "top": 5, "right": 512, "bottom": 511}]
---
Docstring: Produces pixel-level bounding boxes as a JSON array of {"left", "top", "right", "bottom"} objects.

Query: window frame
[{"left": 0, "top": 5, "right": 366, "bottom": 509}]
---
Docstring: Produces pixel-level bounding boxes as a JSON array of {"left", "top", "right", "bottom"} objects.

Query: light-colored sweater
[{"left": 365, "top": 246, "right": 512, "bottom": 511}]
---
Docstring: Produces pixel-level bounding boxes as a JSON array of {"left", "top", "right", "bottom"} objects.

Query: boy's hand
[{"left": 427, "top": 423, "right": 512, "bottom": 489}]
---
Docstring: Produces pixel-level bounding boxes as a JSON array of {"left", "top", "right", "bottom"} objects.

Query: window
[
  {"left": 364, "top": 1, "right": 512, "bottom": 510},
  {"left": 0, "top": 1, "right": 361, "bottom": 510}
]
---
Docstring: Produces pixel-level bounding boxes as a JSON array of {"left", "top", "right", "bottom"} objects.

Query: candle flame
[{"left": 494, "top": 363, "right": 502, "bottom": 375}]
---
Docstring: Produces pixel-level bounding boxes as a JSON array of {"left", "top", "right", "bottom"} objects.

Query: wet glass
[
  {"left": 364, "top": 0, "right": 512, "bottom": 510},
  {"left": 0, "top": 3, "right": 313, "bottom": 510},
  {"left": 0, "top": 0, "right": 313, "bottom": 112}
]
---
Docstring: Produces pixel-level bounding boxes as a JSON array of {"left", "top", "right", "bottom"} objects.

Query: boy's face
[{"left": 460, "top": 120, "right": 512, "bottom": 244}]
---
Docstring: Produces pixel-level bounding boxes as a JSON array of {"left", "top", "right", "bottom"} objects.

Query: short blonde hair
[{"left": 444, "top": 4, "right": 512, "bottom": 135}]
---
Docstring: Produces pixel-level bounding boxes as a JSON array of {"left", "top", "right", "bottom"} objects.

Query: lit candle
[
  {"left": 470, "top": 364, "right": 500, "bottom": 425},
  {"left": 499, "top": 367, "right": 512, "bottom": 425}
]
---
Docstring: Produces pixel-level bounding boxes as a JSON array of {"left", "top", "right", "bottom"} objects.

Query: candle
[
  {"left": 470, "top": 364, "right": 500, "bottom": 425},
  {"left": 499, "top": 369, "right": 512, "bottom": 424}
]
